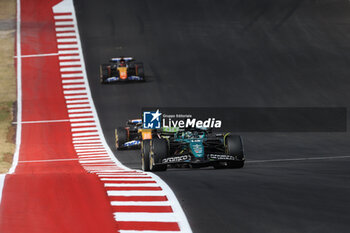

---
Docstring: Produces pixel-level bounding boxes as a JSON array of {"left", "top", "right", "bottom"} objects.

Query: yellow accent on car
[
  {"left": 117, "top": 67, "right": 127, "bottom": 79},
  {"left": 141, "top": 129, "right": 153, "bottom": 140},
  {"left": 223, "top": 132, "right": 230, "bottom": 147}
]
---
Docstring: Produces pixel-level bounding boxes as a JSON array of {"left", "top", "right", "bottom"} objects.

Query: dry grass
[
  {"left": 0, "top": 0, "right": 16, "bottom": 20},
  {"left": 0, "top": 0, "right": 16, "bottom": 173}
]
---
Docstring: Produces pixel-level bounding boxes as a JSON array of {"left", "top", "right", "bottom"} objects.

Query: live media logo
[{"left": 143, "top": 109, "right": 162, "bottom": 129}]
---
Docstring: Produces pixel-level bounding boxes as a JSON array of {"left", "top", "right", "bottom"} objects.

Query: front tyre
[
  {"left": 135, "top": 63, "right": 145, "bottom": 81},
  {"left": 100, "top": 64, "right": 110, "bottom": 84},
  {"left": 115, "top": 127, "right": 128, "bottom": 150},
  {"left": 141, "top": 140, "right": 151, "bottom": 171},
  {"left": 150, "top": 138, "right": 168, "bottom": 171},
  {"left": 225, "top": 135, "right": 245, "bottom": 168}
]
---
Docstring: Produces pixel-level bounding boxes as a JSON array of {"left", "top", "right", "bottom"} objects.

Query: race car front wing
[{"left": 105, "top": 76, "right": 144, "bottom": 82}]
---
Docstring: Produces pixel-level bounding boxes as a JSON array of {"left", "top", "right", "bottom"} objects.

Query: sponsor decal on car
[
  {"left": 207, "top": 154, "right": 235, "bottom": 160},
  {"left": 123, "top": 140, "right": 141, "bottom": 147},
  {"left": 128, "top": 76, "right": 143, "bottom": 80},
  {"left": 162, "top": 155, "right": 191, "bottom": 163},
  {"left": 192, "top": 144, "right": 203, "bottom": 154}
]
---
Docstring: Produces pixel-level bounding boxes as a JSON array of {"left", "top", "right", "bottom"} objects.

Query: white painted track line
[
  {"left": 54, "top": 15, "right": 73, "bottom": 20},
  {"left": 105, "top": 183, "right": 160, "bottom": 187},
  {"left": 90, "top": 170, "right": 128, "bottom": 173},
  {"left": 64, "top": 90, "right": 88, "bottom": 95},
  {"left": 60, "top": 67, "right": 83, "bottom": 72},
  {"left": 69, "top": 113, "right": 93, "bottom": 118},
  {"left": 58, "top": 50, "right": 79, "bottom": 54},
  {"left": 19, "top": 53, "right": 59, "bottom": 58},
  {"left": 73, "top": 137, "right": 100, "bottom": 141},
  {"left": 62, "top": 73, "right": 83, "bottom": 77},
  {"left": 111, "top": 201, "right": 171, "bottom": 206},
  {"left": 57, "top": 32, "right": 76, "bottom": 37},
  {"left": 113, "top": 213, "right": 177, "bottom": 222},
  {"left": 62, "top": 79, "right": 84, "bottom": 84},
  {"left": 69, "top": 118, "right": 95, "bottom": 122},
  {"left": 79, "top": 156, "right": 110, "bottom": 159},
  {"left": 71, "top": 122, "right": 96, "bottom": 127},
  {"left": 65, "top": 96, "right": 89, "bottom": 100},
  {"left": 77, "top": 151, "right": 108, "bottom": 155},
  {"left": 19, "top": 158, "right": 78, "bottom": 163},
  {"left": 103, "top": 179, "right": 155, "bottom": 182},
  {"left": 65, "top": 96, "right": 88, "bottom": 100},
  {"left": 80, "top": 160, "right": 112, "bottom": 164},
  {"left": 77, "top": 150, "right": 106, "bottom": 153},
  {"left": 96, "top": 171, "right": 144, "bottom": 174},
  {"left": 59, "top": 55, "right": 80, "bottom": 60},
  {"left": 72, "top": 138, "right": 101, "bottom": 142},
  {"left": 74, "top": 144, "right": 103, "bottom": 147},
  {"left": 14, "top": 119, "right": 70, "bottom": 124},
  {"left": 76, "top": 149, "right": 106, "bottom": 152},
  {"left": 74, "top": 144, "right": 104, "bottom": 148},
  {"left": 67, "top": 104, "right": 90, "bottom": 108},
  {"left": 58, "top": 44, "right": 79, "bottom": 49},
  {"left": 60, "top": 61, "right": 81, "bottom": 66},
  {"left": 0, "top": 175, "right": 6, "bottom": 204},
  {"left": 64, "top": 85, "right": 87, "bottom": 90},
  {"left": 73, "top": 141, "right": 102, "bottom": 144},
  {"left": 55, "top": 21, "right": 74, "bottom": 26},
  {"left": 72, "top": 132, "right": 98, "bottom": 137},
  {"left": 79, "top": 157, "right": 110, "bottom": 160},
  {"left": 57, "top": 38, "right": 77, "bottom": 43},
  {"left": 98, "top": 174, "right": 148, "bottom": 177},
  {"left": 55, "top": 26, "right": 75, "bottom": 31},
  {"left": 68, "top": 109, "right": 92, "bottom": 113},
  {"left": 100, "top": 174, "right": 151, "bottom": 178},
  {"left": 119, "top": 231, "right": 180, "bottom": 233},
  {"left": 79, "top": 156, "right": 109, "bottom": 159},
  {"left": 79, "top": 155, "right": 109, "bottom": 158}
]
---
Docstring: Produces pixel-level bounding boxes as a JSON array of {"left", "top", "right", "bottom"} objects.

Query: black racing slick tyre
[
  {"left": 141, "top": 140, "right": 151, "bottom": 171},
  {"left": 100, "top": 64, "right": 110, "bottom": 84},
  {"left": 150, "top": 138, "right": 168, "bottom": 171},
  {"left": 115, "top": 127, "right": 128, "bottom": 150},
  {"left": 135, "top": 63, "right": 145, "bottom": 81},
  {"left": 225, "top": 135, "right": 245, "bottom": 168}
]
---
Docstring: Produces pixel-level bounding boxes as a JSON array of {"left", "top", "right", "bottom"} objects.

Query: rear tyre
[
  {"left": 135, "top": 63, "right": 145, "bottom": 81},
  {"left": 141, "top": 140, "right": 151, "bottom": 171},
  {"left": 150, "top": 138, "right": 168, "bottom": 171},
  {"left": 225, "top": 135, "right": 245, "bottom": 168},
  {"left": 115, "top": 127, "right": 128, "bottom": 150},
  {"left": 100, "top": 64, "right": 110, "bottom": 84}
]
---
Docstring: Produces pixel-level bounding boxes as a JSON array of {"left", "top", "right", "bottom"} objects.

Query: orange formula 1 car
[
  {"left": 115, "top": 119, "right": 152, "bottom": 150},
  {"left": 99, "top": 57, "right": 145, "bottom": 83}
]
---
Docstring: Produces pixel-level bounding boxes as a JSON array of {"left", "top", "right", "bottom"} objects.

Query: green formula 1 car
[{"left": 141, "top": 127, "right": 245, "bottom": 171}]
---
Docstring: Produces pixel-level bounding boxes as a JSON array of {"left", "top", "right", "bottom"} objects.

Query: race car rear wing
[{"left": 110, "top": 57, "right": 133, "bottom": 62}]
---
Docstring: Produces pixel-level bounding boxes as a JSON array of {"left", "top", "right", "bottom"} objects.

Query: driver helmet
[
  {"left": 119, "top": 58, "right": 126, "bottom": 67},
  {"left": 185, "top": 131, "right": 193, "bottom": 139}
]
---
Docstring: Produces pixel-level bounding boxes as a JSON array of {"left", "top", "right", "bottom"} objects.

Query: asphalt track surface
[{"left": 75, "top": 0, "right": 350, "bottom": 232}]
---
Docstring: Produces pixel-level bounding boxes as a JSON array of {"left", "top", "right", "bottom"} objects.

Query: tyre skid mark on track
[{"left": 52, "top": 1, "right": 192, "bottom": 232}]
